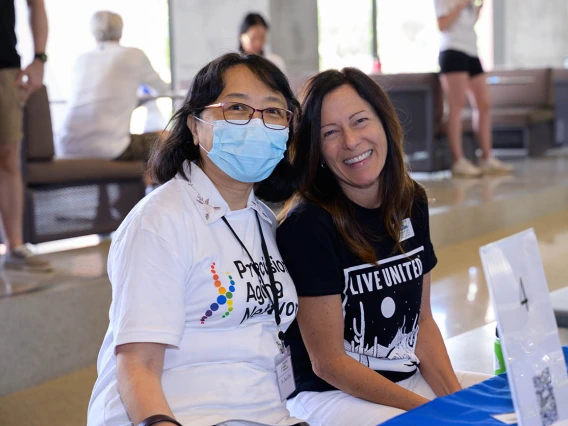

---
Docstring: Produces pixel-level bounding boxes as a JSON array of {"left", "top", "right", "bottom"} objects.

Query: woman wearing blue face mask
[{"left": 87, "top": 53, "right": 306, "bottom": 426}]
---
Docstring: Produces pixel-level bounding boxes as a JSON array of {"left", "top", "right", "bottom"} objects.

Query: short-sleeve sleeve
[
  {"left": 277, "top": 204, "right": 344, "bottom": 296},
  {"left": 434, "top": 0, "right": 452, "bottom": 17},
  {"left": 412, "top": 183, "right": 438, "bottom": 274},
  {"left": 108, "top": 226, "right": 187, "bottom": 349}
]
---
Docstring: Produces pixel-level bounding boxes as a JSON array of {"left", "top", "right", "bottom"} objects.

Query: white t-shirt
[
  {"left": 87, "top": 162, "right": 303, "bottom": 426},
  {"left": 56, "top": 42, "right": 169, "bottom": 160},
  {"left": 434, "top": 0, "right": 478, "bottom": 57}
]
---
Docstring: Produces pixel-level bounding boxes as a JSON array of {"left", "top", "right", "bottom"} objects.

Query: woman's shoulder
[
  {"left": 114, "top": 179, "right": 194, "bottom": 242},
  {"left": 279, "top": 201, "right": 335, "bottom": 233}
]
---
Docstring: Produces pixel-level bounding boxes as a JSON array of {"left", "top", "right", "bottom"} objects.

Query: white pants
[{"left": 287, "top": 370, "right": 490, "bottom": 426}]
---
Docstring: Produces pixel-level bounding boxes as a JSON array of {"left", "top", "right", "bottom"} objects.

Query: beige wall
[{"left": 496, "top": 0, "right": 568, "bottom": 68}]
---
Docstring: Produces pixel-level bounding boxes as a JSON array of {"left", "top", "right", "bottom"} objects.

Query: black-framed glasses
[{"left": 204, "top": 102, "right": 293, "bottom": 130}]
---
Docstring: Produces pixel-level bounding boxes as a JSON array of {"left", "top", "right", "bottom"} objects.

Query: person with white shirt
[
  {"left": 434, "top": 0, "right": 513, "bottom": 177},
  {"left": 57, "top": 11, "right": 168, "bottom": 165},
  {"left": 239, "top": 13, "right": 287, "bottom": 74},
  {"left": 87, "top": 53, "right": 308, "bottom": 426}
]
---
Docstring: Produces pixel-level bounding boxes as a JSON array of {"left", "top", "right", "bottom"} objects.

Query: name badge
[
  {"left": 274, "top": 346, "right": 296, "bottom": 401},
  {"left": 400, "top": 218, "right": 415, "bottom": 242}
]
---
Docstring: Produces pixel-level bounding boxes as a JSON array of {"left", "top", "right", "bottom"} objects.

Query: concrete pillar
[
  {"left": 169, "top": 0, "right": 319, "bottom": 88},
  {"left": 268, "top": 0, "right": 319, "bottom": 75}
]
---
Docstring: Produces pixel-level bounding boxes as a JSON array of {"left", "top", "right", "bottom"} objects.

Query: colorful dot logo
[{"left": 200, "top": 262, "right": 237, "bottom": 324}]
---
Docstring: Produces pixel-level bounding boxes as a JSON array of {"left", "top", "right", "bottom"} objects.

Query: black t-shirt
[
  {"left": 0, "top": 0, "right": 20, "bottom": 69},
  {"left": 277, "top": 182, "right": 437, "bottom": 396}
]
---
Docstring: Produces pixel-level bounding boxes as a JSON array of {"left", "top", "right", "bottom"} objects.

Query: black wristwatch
[{"left": 34, "top": 53, "right": 48, "bottom": 63}]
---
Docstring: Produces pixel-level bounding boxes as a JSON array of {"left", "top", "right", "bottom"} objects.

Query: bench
[
  {"left": 371, "top": 72, "right": 476, "bottom": 172},
  {"left": 472, "top": 68, "right": 555, "bottom": 156},
  {"left": 21, "top": 86, "right": 146, "bottom": 244}
]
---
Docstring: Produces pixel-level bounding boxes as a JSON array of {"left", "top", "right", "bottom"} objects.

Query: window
[
  {"left": 376, "top": 0, "right": 440, "bottom": 74},
  {"left": 318, "top": 0, "right": 374, "bottom": 73},
  {"left": 318, "top": 0, "right": 494, "bottom": 75}
]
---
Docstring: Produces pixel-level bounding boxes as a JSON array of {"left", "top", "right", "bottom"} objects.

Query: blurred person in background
[
  {"left": 0, "top": 0, "right": 51, "bottom": 272},
  {"left": 57, "top": 11, "right": 168, "bottom": 189},
  {"left": 435, "top": 0, "right": 513, "bottom": 177},
  {"left": 239, "top": 12, "right": 286, "bottom": 73}
]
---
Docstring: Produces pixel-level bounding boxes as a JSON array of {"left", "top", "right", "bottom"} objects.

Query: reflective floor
[
  {"left": 413, "top": 155, "right": 568, "bottom": 214},
  {"left": 432, "top": 207, "right": 568, "bottom": 339},
  {"left": 2, "top": 157, "right": 567, "bottom": 337}
]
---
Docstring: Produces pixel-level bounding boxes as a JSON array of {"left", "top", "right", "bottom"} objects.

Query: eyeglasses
[{"left": 204, "top": 102, "right": 293, "bottom": 130}]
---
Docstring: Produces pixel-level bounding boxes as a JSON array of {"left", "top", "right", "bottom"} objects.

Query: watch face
[{"left": 35, "top": 53, "right": 48, "bottom": 63}]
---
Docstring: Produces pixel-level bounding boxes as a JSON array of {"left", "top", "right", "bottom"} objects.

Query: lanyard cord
[{"left": 221, "top": 212, "right": 286, "bottom": 350}]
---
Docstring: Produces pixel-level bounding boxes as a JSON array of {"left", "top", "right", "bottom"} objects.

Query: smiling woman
[
  {"left": 319, "top": 84, "right": 388, "bottom": 209},
  {"left": 282, "top": 67, "right": 414, "bottom": 264},
  {"left": 276, "top": 67, "right": 489, "bottom": 426}
]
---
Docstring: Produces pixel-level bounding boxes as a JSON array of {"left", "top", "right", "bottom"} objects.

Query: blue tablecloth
[{"left": 381, "top": 346, "right": 568, "bottom": 426}]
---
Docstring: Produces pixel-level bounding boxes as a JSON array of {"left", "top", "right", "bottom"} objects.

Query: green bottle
[{"left": 494, "top": 327, "right": 506, "bottom": 375}]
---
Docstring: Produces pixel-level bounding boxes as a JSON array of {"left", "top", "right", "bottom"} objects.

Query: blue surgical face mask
[{"left": 194, "top": 117, "right": 289, "bottom": 183}]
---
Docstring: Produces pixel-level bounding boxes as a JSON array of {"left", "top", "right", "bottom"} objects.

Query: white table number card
[{"left": 480, "top": 229, "right": 568, "bottom": 426}]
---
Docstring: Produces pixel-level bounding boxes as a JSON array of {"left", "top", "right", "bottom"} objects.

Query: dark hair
[
  {"left": 280, "top": 68, "right": 420, "bottom": 265},
  {"left": 238, "top": 13, "right": 269, "bottom": 54},
  {"left": 149, "top": 52, "right": 300, "bottom": 202}
]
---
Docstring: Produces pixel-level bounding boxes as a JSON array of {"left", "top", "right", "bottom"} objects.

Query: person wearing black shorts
[
  {"left": 435, "top": 0, "right": 513, "bottom": 177},
  {"left": 439, "top": 49, "right": 484, "bottom": 77}
]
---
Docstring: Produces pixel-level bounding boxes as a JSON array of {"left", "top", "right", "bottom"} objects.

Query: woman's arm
[
  {"left": 414, "top": 273, "right": 461, "bottom": 396},
  {"left": 297, "top": 295, "right": 430, "bottom": 411},
  {"left": 437, "top": 0, "right": 471, "bottom": 31},
  {"left": 17, "top": 0, "right": 48, "bottom": 101},
  {"left": 116, "top": 342, "right": 177, "bottom": 425}
]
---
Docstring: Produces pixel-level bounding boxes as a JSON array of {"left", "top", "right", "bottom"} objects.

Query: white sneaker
[
  {"left": 479, "top": 157, "right": 514, "bottom": 174},
  {"left": 451, "top": 158, "right": 483, "bottom": 178},
  {"left": 4, "top": 245, "right": 53, "bottom": 273}
]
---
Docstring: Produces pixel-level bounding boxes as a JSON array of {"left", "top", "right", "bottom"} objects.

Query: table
[{"left": 381, "top": 346, "right": 568, "bottom": 425}]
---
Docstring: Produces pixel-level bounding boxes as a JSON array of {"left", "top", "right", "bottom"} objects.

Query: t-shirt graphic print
[
  {"left": 342, "top": 246, "right": 426, "bottom": 379},
  {"left": 277, "top": 182, "right": 437, "bottom": 394}
]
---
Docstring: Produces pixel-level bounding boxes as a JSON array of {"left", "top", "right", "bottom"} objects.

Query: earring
[{"left": 321, "top": 161, "right": 327, "bottom": 168}]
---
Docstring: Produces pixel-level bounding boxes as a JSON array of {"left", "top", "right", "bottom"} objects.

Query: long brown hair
[{"left": 280, "top": 68, "right": 419, "bottom": 265}]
